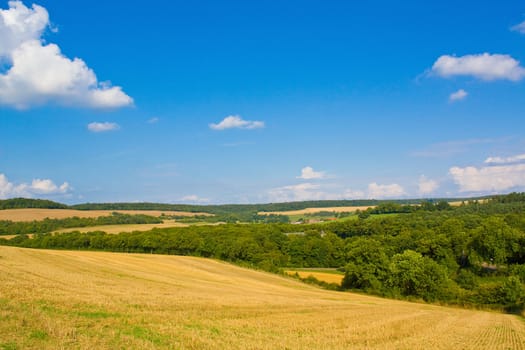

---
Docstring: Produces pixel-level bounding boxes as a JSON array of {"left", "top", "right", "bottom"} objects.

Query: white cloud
[
  {"left": 511, "top": 20, "right": 525, "bottom": 34},
  {"left": 181, "top": 195, "right": 210, "bottom": 203},
  {"left": 147, "top": 117, "right": 159, "bottom": 124},
  {"left": 367, "top": 182, "right": 405, "bottom": 199},
  {"left": 449, "top": 164, "right": 525, "bottom": 192},
  {"left": 297, "top": 166, "right": 326, "bottom": 180},
  {"left": 209, "top": 115, "right": 265, "bottom": 130},
  {"left": 30, "top": 178, "right": 71, "bottom": 194},
  {"left": 87, "top": 122, "right": 120, "bottom": 132},
  {"left": 342, "top": 189, "right": 365, "bottom": 199},
  {"left": 430, "top": 53, "right": 525, "bottom": 81},
  {"left": 0, "top": 173, "right": 71, "bottom": 198},
  {"left": 449, "top": 89, "right": 468, "bottom": 102},
  {"left": 484, "top": 153, "right": 525, "bottom": 165},
  {"left": 0, "top": 1, "right": 132, "bottom": 109},
  {"left": 0, "top": 1, "right": 48, "bottom": 57},
  {"left": 268, "top": 183, "right": 365, "bottom": 202},
  {"left": 269, "top": 183, "right": 321, "bottom": 202},
  {"left": 418, "top": 175, "right": 438, "bottom": 195}
]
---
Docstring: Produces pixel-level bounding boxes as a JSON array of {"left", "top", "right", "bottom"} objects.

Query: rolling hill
[{"left": 1, "top": 246, "right": 524, "bottom": 349}]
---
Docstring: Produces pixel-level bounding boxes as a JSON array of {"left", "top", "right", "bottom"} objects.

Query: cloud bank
[
  {"left": 0, "top": 173, "right": 71, "bottom": 198},
  {"left": 210, "top": 115, "right": 264, "bottom": 130},
  {"left": 0, "top": 1, "right": 133, "bottom": 109},
  {"left": 484, "top": 153, "right": 525, "bottom": 165},
  {"left": 368, "top": 182, "right": 405, "bottom": 199},
  {"left": 431, "top": 53, "right": 525, "bottom": 81}
]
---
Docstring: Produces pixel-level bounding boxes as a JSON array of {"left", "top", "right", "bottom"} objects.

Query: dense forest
[{"left": 1, "top": 193, "right": 524, "bottom": 312}]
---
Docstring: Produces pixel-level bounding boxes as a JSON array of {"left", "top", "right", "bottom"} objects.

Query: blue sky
[{"left": 1, "top": 0, "right": 525, "bottom": 204}]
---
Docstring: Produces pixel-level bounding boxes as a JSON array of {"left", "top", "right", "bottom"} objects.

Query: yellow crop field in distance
[
  {"left": 285, "top": 270, "right": 345, "bottom": 285},
  {"left": 1, "top": 246, "right": 524, "bottom": 349},
  {"left": 258, "top": 206, "right": 374, "bottom": 216},
  {"left": 0, "top": 208, "right": 211, "bottom": 222}
]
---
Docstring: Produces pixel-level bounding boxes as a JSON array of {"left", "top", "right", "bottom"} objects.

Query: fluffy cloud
[
  {"left": 297, "top": 166, "right": 326, "bottom": 180},
  {"left": 0, "top": 1, "right": 133, "bottom": 109},
  {"left": 0, "top": 173, "right": 71, "bottom": 198},
  {"left": 449, "top": 164, "right": 525, "bottom": 192},
  {"left": 268, "top": 182, "right": 366, "bottom": 202},
  {"left": 0, "top": 1, "right": 48, "bottom": 56},
  {"left": 484, "top": 153, "right": 525, "bottom": 165},
  {"left": 430, "top": 53, "right": 525, "bottom": 81},
  {"left": 449, "top": 89, "right": 468, "bottom": 102},
  {"left": 367, "top": 182, "right": 405, "bottom": 199},
  {"left": 268, "top": 183, "right": 324, "bottom": 202},
  {"left": 418, "top": 175, "right": 438, "bottom": 195},
  {"left": 209, "top": 115, "right": 264, "bottom": 130},
  {"left": 511, "top": 20, "right": 525, "bottom": 34},
  {"left": 181, "top": 195, "right": 210, "bottom": 203},
  {"left": 87, "top": 122, "right": 120, "bottom": 132}
]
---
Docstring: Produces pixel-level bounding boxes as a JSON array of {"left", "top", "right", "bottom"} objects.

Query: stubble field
[{"left": 1, "top": 246, "right": 524, "bottom": 349}]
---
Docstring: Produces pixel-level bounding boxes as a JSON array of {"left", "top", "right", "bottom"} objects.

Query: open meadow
[{"left": 1, "top": 246, "right": 524, "bottom": 349}]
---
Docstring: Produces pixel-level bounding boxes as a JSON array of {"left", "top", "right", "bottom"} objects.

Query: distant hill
[{"left": 0, "top": 198, "right": 68, "bottom": 210}]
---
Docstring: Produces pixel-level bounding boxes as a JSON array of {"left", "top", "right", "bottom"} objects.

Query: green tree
[
  {"left": 342, "top": 238, "right": 389, "bottom": 291},
  {"left": 386, "top": 250, "right": 450, "bottom": 301}
]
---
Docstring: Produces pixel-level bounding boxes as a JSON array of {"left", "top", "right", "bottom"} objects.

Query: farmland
[
  {"left": 1, "top": 246, "right": 525, "bottom": 349},
  {"left": 0, "top": 208, "right": 210, "bottom": 222},
  {"left": 285, "top": 268, "right": 345, "bottom": 285},
  {"left": 258, "top": 205, "right": 374, "bottom": 216}
]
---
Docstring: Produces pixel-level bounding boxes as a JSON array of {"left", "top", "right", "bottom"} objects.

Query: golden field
[
  {"left": 285, "top": 270, "right": 345, "bottom": 285},
  {"left": 0, "top": 208, "right": 211, "bottom": 222},
  {"left": 258, "top": 206, "right": 374, "bottom": 216},
  {"left": 1, "top": 246, "right": 524, "bottom": 349}
]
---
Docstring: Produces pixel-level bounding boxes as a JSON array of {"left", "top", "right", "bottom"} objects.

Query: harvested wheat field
[
  {"left": 0, "top": 209, "right": 211, "bottom": 222},
  {"left": 285, "top": 270, "right": 345, "bottom": 285},
  {"left": 259, "top": 206, "right": 374, "bottom": 216},
  {"left": 1, "top": 247, "right": 524, "bottom": 350}
]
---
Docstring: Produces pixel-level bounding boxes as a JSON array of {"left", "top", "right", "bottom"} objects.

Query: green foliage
[
  {"left": 455, "top": 269, "right": 479, "bottom": 290},
  {"left": 342, "top": 238, "right": 389, "bottom": 291},
  {"left": 386, "top": 250, "right": 450, "bottom": 301}
]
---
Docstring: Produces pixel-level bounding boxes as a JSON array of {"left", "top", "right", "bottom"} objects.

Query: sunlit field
[
  {"left": 258, "top": 206, "right": 374, "bottom": 216},
  {"left": 0, "top": 209, "right": 210, "bottom": 222},
  {"left": 1, "top": 246, "right": 524, "bottom": 349}
]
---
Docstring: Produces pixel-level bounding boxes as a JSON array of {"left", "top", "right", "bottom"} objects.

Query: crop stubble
[{"left": 0, "top": 246, "right": 524, "bottom": 349}]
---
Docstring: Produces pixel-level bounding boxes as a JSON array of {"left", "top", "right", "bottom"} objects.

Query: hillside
[{"left": 1, "top": 246, "right": 524, "bottom": 349}]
